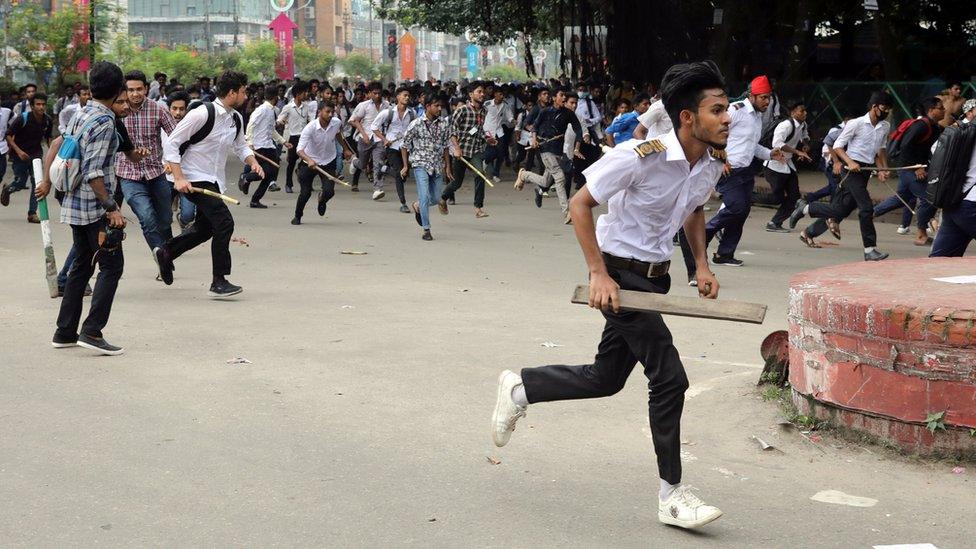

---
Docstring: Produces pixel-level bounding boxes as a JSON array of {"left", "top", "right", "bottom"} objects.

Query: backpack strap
[
  {"left": 72, "top": 113, "right": 113, "bottom": 141},
  {"left": 179, "top": 102, "right": 216, "bottom": 156}
]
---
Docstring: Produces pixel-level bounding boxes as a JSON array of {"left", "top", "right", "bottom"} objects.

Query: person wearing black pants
[
  {"left": 249, "top": 147, "right": 279, "bottom": 207},
  {"left": 242, "top": 84, "right": 287, "bottom": 208},
  {"left": 291, "top": 100, "right": 350, "bottom": 224},
  {"left": 284, "top": 135, "right": 300, "bottom": 190},
  {"left": 158, "top": 70, "right": 265, "bottom": 298},
  {"left": 492, "top": 60, "right": 729, "bottom": 531}
]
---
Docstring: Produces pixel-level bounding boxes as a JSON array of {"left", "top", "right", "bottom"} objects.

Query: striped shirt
[
  {"left": 116, "top": 98, "right": 176, "bottom": 181},
  {"left": 59, "top": 102, "right": 120, "bottom": 226}
]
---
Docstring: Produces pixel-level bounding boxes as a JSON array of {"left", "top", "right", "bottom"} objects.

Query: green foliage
[
  {"left": 970, "top": 428, "right": 976, "bottom": 438},
  {"left": 482, "top": 64, "right": 528, "bottom": 82},
  {"left": 294, "top": 42, "right": 337, "bottom": 80},
  {"left": 376, "top": 63, "right": 395, "bottom": 82},
  {"left": 926, "top": 411, "right": 947, "bottom": 434},
  {"left": 235, "top": 40, "right": 280, "bottom": 81},
  {"left": 0, "top": 78, "right": 19, "bottom": 98},
  {"left": 338, "top": 54, "right": 378, "bottom": 80}
]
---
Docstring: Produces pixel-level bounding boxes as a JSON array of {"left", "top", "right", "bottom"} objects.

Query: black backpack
[
  {"left": 179, "top": 101, "right": 242, "bottom": 155},
  {"left": 759, "top": 117, "right": 795, "bottom": 149},
  {"left": 886, "top": 118, "right": 933, "bottom": 162},
  {"left": 381, "top": 106, "right": 416, "bottom": 135},
  {"left": 926, "top": 123, "right": 976, "bottom": 209}
]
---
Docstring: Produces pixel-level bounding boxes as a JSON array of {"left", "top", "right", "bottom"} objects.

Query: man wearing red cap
[{"left": 679, "top": 75, "right": 784, "bottom": 281}]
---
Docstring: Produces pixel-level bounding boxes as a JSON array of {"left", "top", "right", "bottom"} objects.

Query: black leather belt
[{"left": 602, "top": 253, "right": 670, "bottom": 278}]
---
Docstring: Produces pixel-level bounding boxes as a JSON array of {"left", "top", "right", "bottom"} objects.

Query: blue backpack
[{"left": 49, "top": 114, "right": 113, "bottom": 192}]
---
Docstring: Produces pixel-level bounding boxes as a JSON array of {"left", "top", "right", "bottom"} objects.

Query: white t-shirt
[{"left": 637, "top": 100, "right": 673, "bottom": 138}]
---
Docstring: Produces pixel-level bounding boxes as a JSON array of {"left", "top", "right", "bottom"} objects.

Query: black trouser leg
[
  {"left": 766, "top": 168, "right": 801, "bottom": 226},
  {"left": 844, "top": 172, "right": 877, "bottom": 248},
  {"left": 471, "top": 153, "right": 486, "bottom": 208},
  {"left": 167, "top": 182, "right": 234, "bottom": 277},
  {"left": 251, "top": 147, "right": 279, "bottom": 203},
  {"left": 386, "top": 147, "right": 406, "bottom": 204},
  {"left": 678, "top": 228, "right": 697, "bottom": 278},
  {"left": 295, "top": 164, "right": 315, "bottom": 218},
  {"left": 443, "top": 156, "right": 469, "bottom": 201},
  {"left": 520, "top": 269, "right": 688, "bottom": 484},
  {"left": 285, "top": 136, "right": 300, "bottom": 188},
  {"left": 56, "top": 220, "right": 124, "bottom": 340}
]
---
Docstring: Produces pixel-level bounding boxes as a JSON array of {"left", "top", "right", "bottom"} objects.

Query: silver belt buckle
[{"left": 646, "top": 262, "right": 657, "bottom": 278}]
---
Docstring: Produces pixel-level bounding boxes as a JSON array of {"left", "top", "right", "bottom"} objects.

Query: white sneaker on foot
[
  {"left": 491, "top": 370, "right": 526, "bottom": 447},
  {"left": 896, "top": 225, "right": 910, "bottom": 235},
  {"left": 658, "top": 485, "right": 723, "bottom": 529},
  {"left": 372, "top": 190, "right": 385, "bottom": 200}
]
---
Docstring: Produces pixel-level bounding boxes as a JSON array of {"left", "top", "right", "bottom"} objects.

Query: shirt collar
[
  {"left": 88, "top": 101, "right": 114, "bottom": 118},
  {"left": 661, "top": 130, "right": 686, "bottom": 162},
  {"left": 741, "top": 99, "right": 756, "bottom": 114},
  {"left": 214, "top": 98, "right": 232, "bottom": 115}
]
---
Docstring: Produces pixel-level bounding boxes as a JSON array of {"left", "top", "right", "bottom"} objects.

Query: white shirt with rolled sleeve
[
  {"left": 584, "top": 130, "right": 725, "bottom": 263},
  {"left": 247, "top": 102, "right": 285, "bottom": 150},
  {"left": 163, "top": 99, "right": 251, "bottom": 193},
  {"left": 724, "top": 99, "right": 771, "bottom": 169},
  {"left": 637, "top": 100, "right": 673, "bottom": 138},
  {"left": 833, "top": 112, "right": 890, "bottom": 165},
  {"left": 483, "top": 99, "right": 513, "bottom": 139},
  {"left": 370, "top": 106, "right": 414, "bottom": 149},
  {"left": 764, "top": 117, "right": 808, "bottom": 174},
  {"left": 277, "top": 100, "right": 316, "bottom": 139},
  {"left": 350, "top": 99, "right": 390, "bottom": 142},
  {"left": 297, "top": 117, "right": 342, "bottom": 166},
  {"left": 576, "top": 96, "right": 604, "bottom": 139}
]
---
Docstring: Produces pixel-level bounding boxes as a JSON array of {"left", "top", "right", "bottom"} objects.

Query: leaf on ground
[{"left": 486, "top": 456, "right": 501, "bottom": 465}]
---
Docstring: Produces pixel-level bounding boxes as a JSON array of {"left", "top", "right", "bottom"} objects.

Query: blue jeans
[
  {"left": 9, "top": 157, "right": 38, "bottom": 215},
  {"left": 335, "top": 142, "right": 345, "bottom": 175},
  {"left": 179, "top": 193, "right": 196, "bottom": 227},
  {"left": 805, "top": 161, "right": 839, "bottom": 203},
  {"left": 413, "top": 168, "right": 443, "bottom": 230},
  {"left": 705, "top": 167, "right": 755, "bottom": 257},
  {"left": 873, "top": 169, "right": 934, "bottom": 230},
  {"left": 121, "top": 175, "right": 174, "bottom": 250},
  {"left": 58, "top": 244, "right": 78, "bottom": 288},
  {"left": 930, "top": 200, "right": 976, "bottom": 257}
]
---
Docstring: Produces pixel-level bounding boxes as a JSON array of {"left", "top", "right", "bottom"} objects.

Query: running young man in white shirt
[
  {"left": 491, "top": 60, "right": 730, "bottom": 531},
  {"left": 762, "top": 99, "right": 811, "bottom": 232},
  {"left": 371, "top": 87, "right": 416, "bottom": 212},
  {"left": 244, "top": 83, "right": 289, "bottom": 208},
  {"left": 349, "top": 81, "right": 391, "bottom": 197},
  {"left": 277, "top": 81, "right": 316, "bottom": 193},
  {"left": 291, "top": 100, "right": 352, "bottom": 225},
  {"left": 156, "top": 71, "right": 264, "bottom": 298}
]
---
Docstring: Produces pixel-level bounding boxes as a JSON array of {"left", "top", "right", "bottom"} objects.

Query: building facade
[
  {"left": 291, "top": 0, "right": 352, "bottom": 57},
  {"left": 128, "top": 0, "right": 273, "bottom": 51}
]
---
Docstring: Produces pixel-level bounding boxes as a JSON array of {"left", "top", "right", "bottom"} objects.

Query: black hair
[
  {"left": 124, "top": 70, "right": 148, "bottom": 86},
  {"left": 422, "top": 92, "right": 447, "bottom": 106},
  {"left": 394, "top": 86, "right": 410, "bottom": 97},
  {"left": 868, "top": 90, "right": 893, "bottom": 108},
  {"left": 291, "top": 81, "right": 310, "bottom": 96},
  {"left": 634, "top": 93, "right": 651, "bottom": 104},
  {"left": 919, "top": 96, "right": 942, "bottom": 115},
  {"left": 78, "top": 84, "right": 91, "bottom": 91},
  {"left": 215, "top": 70, "right": 248, "bottom": 97},
  {"left": 154, "top": 72, "right": 167, "bottom": 80},
  {"left": 318, "top": 99, "right": 336, "bottom": 112},
  {"left": 563, "top": 90, "right": 579, "bottom": 100},
  {"left": 24, "top": 83, "right": 37, "bottom": 91},
  {"left": 264, "top": 84, "right": 279, "bottom": 102},
  {"left": 660, "top": 60, "right": 726, "bottom": 130},
  {"left": 368, "top": 81, "right": 383, "bottom": 92},
  {"left": 167, "top": 90, "right": 190, "bottom": 106},
  {"left": 310, "top": 78, "right": 320, "bottom": 85},
  {"left": 31, "top": 92, "right": 47, "bottom": 105},
  {"left": 320, "top": 83, "right": 333, "bottom": 92},
  {"left": 787, "top": 99, "right": 805, "bottom": 112},
  {"left": 89, "top": 61, "right": 125, "bottom": 100},
  {"left": 466, "top": 81, "right": 485, "bottom": 95}
]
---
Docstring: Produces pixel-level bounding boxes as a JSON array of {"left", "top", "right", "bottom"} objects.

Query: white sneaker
[
  {"left": 492, "top": 176, "right": 501, "bottom": 185},
  {"left": 658, "top": 485, "right": 723, "bottom": 529},
  {"left": 896, "top": 226, "right": 910, "bottom": 235},
  {"left": 491, "top": 370, "right": 526, "bottom": 447},
  {"left": 372, "top": 190, "right": 385, "bottom": 200}
]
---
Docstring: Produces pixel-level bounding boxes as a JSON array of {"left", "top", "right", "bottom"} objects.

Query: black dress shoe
[
  {"left": 249, "top": 201, "right": 268, "bottom": 209},
  {"left": 317, "top": 192, "right": 327, "bottom": 216},
  {"left": 208, "top": 279, "right": 243, "bottom": 299},
  {"left": 285, "top": 185, "right": 294, "bottom": 194},
  {"left": 77, "top": 333, "right": 124, "bottom": 356},
  {"left": 399, "top": 204, "right": 410, "bottom": 213},
  {"left": 864, "top": 249, "right": 889, "bottom": 261},
  {"left": 447, "top": 197, "right": 456, "bottom": 205},
  {"left": 268, "top": 183, "right": 281, "bottom": 192},
  {"left": 712, "top": 254, "right": 744, "bottom": 267},
  {"left": 765, "top": 221, "right": 790, "bottom": 233},
  {"left": 788, "top": 199, "right": 807, "bottom": 229},
  {"left": 153, "top": 246, "right": 174, "bottom": 285},
  {"left": 421, "top": 230, "right": 433, "bottom": 241},
  {"left": 238, "top": 174, "right": 250, "bottom": 195},
  {"left": 291, "top": 217, "right": 301, "bottom": 225},
  {"left": 412, "top": 202, "right": 422, "bottom": 227},
  {"left": 534, "top": 188, "right": 543, "bottom": 208}
]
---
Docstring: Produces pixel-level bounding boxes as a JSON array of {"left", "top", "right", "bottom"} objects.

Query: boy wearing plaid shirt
[{"left": 441, "top": 81, "right": 495, "bottom": 218}]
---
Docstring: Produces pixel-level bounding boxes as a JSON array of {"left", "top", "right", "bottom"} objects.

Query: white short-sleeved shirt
[
  {"left": 297, "top": 117, "right": 342, "bottom": 166},
  {"left": 585, "top": 130, "right": 725, "bottom": 263},
  {"left": 350, "top": 99, "right": 391, "bottom": 142},
  {"left": 637, "top": 100, "right": 673, "bottom": 137},
  {"left": 277, "top": 100, "right": 316, "bottom": 138},
  {"left": 833, "top": 112, "right": 890, "bottom": 165},
  {"left": 725, "top": 99, "right": 771, "bottom": 168},
  {"left": 764, "top": 118, "right": 809, "bottom": 174},
  {"left": 370, "top": 106, "right": 414, "bottom": 149}
]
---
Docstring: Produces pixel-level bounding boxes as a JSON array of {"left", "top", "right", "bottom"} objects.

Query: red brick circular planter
[{"left": 788, "top": 258, "right": 976, "bottom": 457}]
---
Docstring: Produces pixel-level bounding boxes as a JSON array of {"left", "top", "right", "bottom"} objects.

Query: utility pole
[
  {"left": 205, "top": 0, "right": 213, "bottom": 56},
  {"left": 233, "top": 0, "right": 239, "bottom": 48},
  {"left": 368, "top": 3, "right": 374, "bottom": 62}
]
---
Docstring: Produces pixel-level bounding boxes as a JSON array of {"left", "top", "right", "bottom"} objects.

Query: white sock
[
  {"left": 660, "top": 479, "right": 679, "bottom": 500},
  {"left": 802, "top": 205, "right": 810, "bottom": 215},
  {"left": 864, "top": 247, "right": 876, "bottom": 253},
  {"left": 511, "top": 384, "right": 528, "bottom": 407}
]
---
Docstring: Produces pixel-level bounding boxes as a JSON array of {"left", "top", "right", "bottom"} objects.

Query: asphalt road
[{"left": 0, "top": 163, "right": 971, "bottom": 548}]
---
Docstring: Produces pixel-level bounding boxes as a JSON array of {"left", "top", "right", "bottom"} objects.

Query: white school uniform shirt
[
  {"left": 584, "top": 130, "right": 725, "bottom": 264},
  {"left": 725, "top": 99, "right": 771, "bottom": 168},
  {"left": 163, "top": 99, "right": 251, "bottom": 193},
  {"left": 821, "top": 122, "right": 846, "bottom": 161},
  {"left": 833, "top": 112, "right": 890, "bottom": 165},
  {"left": 350, "top": 99, "right": 390, "bottom": 142},
  {"left": 483, "top": 99, "right": 513, "bottom": 138},
  {"left": 576, "top": 95, "right": 604, "bottom": 139},
  {"left": 0, "top": 107, "right": 11, "bottom": 154},
  {"left": 58, "top": 102, "right": 84, "bottom": 134},
  {"left": 515, "top": 112, "right": 531, "bottom": 146},
  {"left": 370, "top": 106, "right": 414, "bottom": 149},
  {"left": 297, "top": 117, "right": 342, "bottom": 166},
  {"left": 247, "top": 102, "right": 285, "bottom": 150},
  {"left": 764, "top": 117, "right": 809, "bottom": 173},
  {"left": 277, "top": 100, "right": 316, "bottom": 139},
  {"left": 637, "top": 100, "right": 673, "bottom": 138}
]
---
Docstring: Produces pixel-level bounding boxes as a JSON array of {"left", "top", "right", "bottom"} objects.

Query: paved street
[{"left": 0, "top": 164, "right": 971, "bottom": 548}]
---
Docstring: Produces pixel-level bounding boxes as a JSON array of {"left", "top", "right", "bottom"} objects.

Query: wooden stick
[
  {"left": 252, "top": 151, "right": 280, "bottom": 169},
  {"left": 571, "top": 285, "right": 767, "bottom": 325},
  {"left": 528, "top": 133, "right": 565, "bottom": 149},
  {"left": 456, "top": 155, "right": 494, "bottom": 187},
  {"left": 306, "top": 160, "right": 350, "bottom": 187},
  {"left": 860, "top": 164, "right": 926, "bottom": 171},
  {"left": 191, "top": 187, "right": 240, "bottom": 205}
]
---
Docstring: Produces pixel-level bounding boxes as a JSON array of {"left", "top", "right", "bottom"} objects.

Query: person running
[
  {"left": 491, "top": 60, "right": 729, "bottom": 531},
  {"left": 348, "top": 82, "right": 391, "bottom": 197},
  {"left": 277, "top": 81, "right": 316, "bottom": 193},
  {"left": 116, "top": 70, "right": 177, "bottom": 257},
  {"left": 156, "top": 71, "right": 265, "bottom": 298},
  {"left": 371, "top": 87, "right": 416, "bottom": 212},
  {"left": 291, "top": 100, "right": 352, "bottom": 225},
  {"left": 513, "top": 88, "right": 584, "bottom": 223},
  {"left": 483, "top": 87, "right": 514, "bottom": 185},
  {"left": 762, "top": 99, "right": 811, "bottom": 232},
  {"left": 243, "top": 84, "right": 289, "bottom": 209},
  {"left": 401, "top": 92, "right": 453, "bottom": 241},
  {"left": 58, "top": 85, "right": 91, "bottom": 134},
  {"left": 2, "top": 92, "right": 52, "bottom": 223},
  {"left": 441, "top": 81, "right": 494, "bottom": 218},
  {"left": 788, "top": 91, "right": 894, "bottom": 261}
]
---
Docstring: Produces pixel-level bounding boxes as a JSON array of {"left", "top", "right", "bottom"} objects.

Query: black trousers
[
  {"left": 295, "top": 161, "right": 337, "bottom": 218},
  {"left": 520, "top": 267, "right": 688, "bottom": 484},
  {"left": 764, "top": 167, "right": 801, "bottom": 226},
  {"left": 807, "top": 170, "right": 876, "bottom": 247},
  {"left": 384, "top": 146, "right": 407, "bottom": 204},
  {"left": 285, "top": 135, "right": 301, "bottom": 189},
  {"left": 442, "top": 153, "right": 485, "bottom": 208},
  {"left": 166, "top": 181, "right": 234, "bottom": 277},
  {"left": 251, "top": 147, "right": 280, "bottom": 204},
  {"left": 55, "top": 219, "right": 124, "bottom": 340}
]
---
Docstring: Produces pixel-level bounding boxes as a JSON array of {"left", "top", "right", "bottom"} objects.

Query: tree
[
  {"left": 6, "top": 0, "right": 121, "bottom": 88},
  {"left": 234, "top": 40, "right": 280, "bottom": 81},
  {"left": 338, "top": 53, "right": 377, "bottom": 80},
  {"left": 294, "top": 42, "right": 337, "bottom": 79},
  {"left": 482, "top": 64, "right": 528, "bottom": 82}
]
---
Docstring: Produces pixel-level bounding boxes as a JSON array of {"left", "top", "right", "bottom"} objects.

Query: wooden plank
[{"left": 571, "top": 285, "right": 767, "bottom": 324}]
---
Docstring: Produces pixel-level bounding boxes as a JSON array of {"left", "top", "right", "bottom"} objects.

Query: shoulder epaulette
[
  {"left": 731, "top": 101, "right": 745, "bottom": 110},
  {"left": 710, "top": 149, "right": 727, "bottom": 161},
  {"left": 634, "top": 139, "right": 667, "bottom": 158}
]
